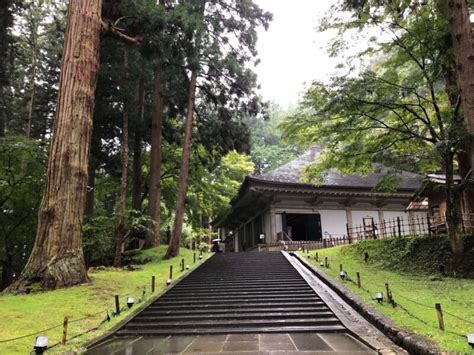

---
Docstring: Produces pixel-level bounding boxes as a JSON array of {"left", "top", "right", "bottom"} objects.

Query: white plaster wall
[
  {"left": 263, "top": 211, "right": 272, "bottom": 243},
  {"left": 275, "top": 214, "right": 283, "bottom": 234},
  {"left": 318, "top": 210, "right": 348, "bottom": 238},
  {"left": 351, "top": 210, "right": 380, "bottom": 226},
  {"left": 382, "top": 210, "right": 410, "bottom": 223}
]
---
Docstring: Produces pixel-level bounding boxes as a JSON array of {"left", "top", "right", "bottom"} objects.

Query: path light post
[
  {"left": 33, "top": 336, "right": 48, "bottom": 354},
  {"left": 62, "top": 317, "right": 69, "bottom": 345},
  {"left": 435, "top": 303, "right": 445, "bottom": 331},
  {"left": 385, "top": 283, "right": 394, "bottom": 305},
  {"left": 115, "top": 295, "right": 120, "bottom": 315},
  {"left": 375, "top": 292, "right": 383, "bottom": 303},
  {"left": 467, "top": 333, "right": 474, "bottom": 348}
]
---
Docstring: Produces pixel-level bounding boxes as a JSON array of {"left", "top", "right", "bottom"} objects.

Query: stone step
[
  {"left": 122, "top": 317, "right": 342, "bottom": 330},
  {"left": 147, "top": 302, "right": 328, "bottom": 312},
  {"left": 165, "top": 289, "right": 314, "bottom": 296},
  {"left": 112, "top": 252, "right": 347, "bottom": 338},
  {"left": 134, "top": 311, "right": 336, "bottom": 322},
  {"left": 178, "top": 279, "right": 309, "bottom": 286},
  {"left": 151, "top": 297, "right": 322, "bottom": 306},
  {"left": 158, "top": 293, "right": 317, "bottom": 302},
  {"left": 139, "top": 306, "right": 330, "bottom": 316},
  {"left": 171, "top": 283, "right": 311, "bottom": 291},
  {"left": 115, "top": 325, "right": 347, "bottom": 336}
]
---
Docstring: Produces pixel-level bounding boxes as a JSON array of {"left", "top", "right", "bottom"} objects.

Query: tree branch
[{"left": 101, "top": 20, "right": 143, "bottom": 46}]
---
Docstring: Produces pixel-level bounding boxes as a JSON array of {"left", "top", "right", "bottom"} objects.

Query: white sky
[{"left": 254, "top": 0, "right": 338, "bottom": 108}]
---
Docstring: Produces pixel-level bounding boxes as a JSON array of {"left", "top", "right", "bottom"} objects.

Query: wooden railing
[
  {"left": 258, "top": 237, "right": 350, "bottom": 252},
  {"left": 257, "top": 214, "right": 474, "bottom": 252}
]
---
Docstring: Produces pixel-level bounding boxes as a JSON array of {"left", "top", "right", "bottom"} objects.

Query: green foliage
[
  {"left": 0, "top": 246, "right": 211, "bottom": 354},
  {"left": 176, "top": 147, "right": 254, "bottom": 227},
  {"left": 342, "top": 235, "right": 474, "bottom": 276},
  {"left": 3, "top": 0, "right": 65, "bottom": 137},
  {"left": 304, "top": 238, "right": 474, "bottom": 352},
  {"left": 281, "top": 1, "right": 463, "bottom": 184},
  {"left": 246, "top": 106, "right": 302, "bottom": 175},
  {"left": 0, "top": 136, "right": 47, "bottom": 289}
]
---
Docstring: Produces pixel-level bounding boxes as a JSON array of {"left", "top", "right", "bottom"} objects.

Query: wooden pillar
[
  {"left": 270, "top": 209, "right": 277, "bottom": 243},
  {"left": 345, "top": 209, "right": 353, "bottom": 229},
  {"left": 408, "top": 211, "right": 415, "bottom": 235},
  {"left": 378, "top": 210, "right": 386, "bottom": 237}
]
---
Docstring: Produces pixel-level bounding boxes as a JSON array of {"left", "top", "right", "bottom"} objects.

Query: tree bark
[
  {"left": 26, "top": 46, "right": 37, "bottom": 138},
  {"left": 84, "top": 151, "right": 97, "bottom": 219},
  {"left": 113, "top": 50, "right": 130, "bottom": 266},
  {"left": 444, "top": 151, "right": 465, "bottom": 269},
  {"left": 132, "top": 73, "right": 145, "bottom": 212},
  {"left": 26, "top": 16, "right": 38, "bottom": 138},
  {"left": 146, "top": 61, "right": 164, "bottom": 248},
  {"left": 8, "top": 0, "right": 102, "bottom": 291},
  {"left": 448, "top": 0, "right": 474, "bottom": 206},
  {"left": 442, "top": 63, "right": 474, "bottom": 216},
  {"left": 165, "top": 70, "right": 198, "bottom": 259}
]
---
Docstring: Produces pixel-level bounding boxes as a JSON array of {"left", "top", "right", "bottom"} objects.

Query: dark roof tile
[{"left": 251, "top": 147, "right": 422, "bottom": 191}]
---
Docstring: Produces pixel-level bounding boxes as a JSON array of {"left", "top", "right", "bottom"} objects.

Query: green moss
[
  {"left": 342, "top": 235, "right": 474, "bottom": 277},
  {"left": 0, "top": 247, "right": 210, "bottom": 354},
  {"left": 301, "top": 237, "right": 474, "bottom": 353}
]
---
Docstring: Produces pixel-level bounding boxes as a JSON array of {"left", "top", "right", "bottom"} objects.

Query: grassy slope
[
  {"left": 0, "top": 247, "right": 209, "bottom": 354},
  {"left": 300, "top": 237, "right": 474, "bottom": 353}
]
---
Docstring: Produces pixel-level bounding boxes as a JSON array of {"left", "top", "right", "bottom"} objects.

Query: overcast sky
[{"left": 254, "top": 0, "right": 338, "bottom": 108}]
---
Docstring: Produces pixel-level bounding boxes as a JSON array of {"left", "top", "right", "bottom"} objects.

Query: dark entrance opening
[{"left": 283, "top": 213, "right": 322, "bottom": 241}]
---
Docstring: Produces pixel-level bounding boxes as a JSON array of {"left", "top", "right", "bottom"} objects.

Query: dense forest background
[
  {"left": 0, "top": 0, "right": 302, "bottom": 290},
  {"left": 1, "top": 0, "right": 474, "bottom": 290}
]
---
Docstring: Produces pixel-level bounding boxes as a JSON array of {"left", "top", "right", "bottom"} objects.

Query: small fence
[{"left": 258, "top": 214, "right": 474, "bottom": 252}]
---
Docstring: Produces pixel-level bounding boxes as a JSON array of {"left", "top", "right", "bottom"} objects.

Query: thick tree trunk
[
  {"left": 444, "top": 152, "right": 465, "bottom": 270},
  {"left": 146, "top": 61, "right": 164, "bottom": 248},
  {"left": 8, "top": 0, "right": 102, "bottom": 291},
  {"left": 113, "top": 108, "right": 129, "bottom": 266},
  {"left": 132, "top": 73, "right": 145, "bottom": 212},
  {"left": 113, "top": 51, "right": 130, "bottom": 266},
  {"left": 0, "top": 255, "right": 13, "bottom": 291},
  {"left": 26, "top": 48, "right": 37, "bottom": 138},
  {"left": 442, "top": 65, "right": 474, "bottom": 215},
  {"left": 84, "top": 152, "right": 97, "bottom": 219},
  {"left": 448, "top": 1, "right": 474, "bottom": 206},
  {"left": 165, "top": 70, "right": 198, "bottom": 259},
  {"left": 0, "top": 1, "right": 12, "bottom": 138}
]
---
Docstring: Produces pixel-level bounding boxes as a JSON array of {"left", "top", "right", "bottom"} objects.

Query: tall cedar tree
[
  {"left": 113, "top": 49, "right": 130, "bottom": 266},
  {"left": 8, "top": 0, "right": 102, "bottom": 291},
  {"left": 447, "top": 0, "right": 474, "bottom": 211},
  {"left": 285, "top": 0, "right": 467, "bottom": 265},
  {"left": 9, "top": 0, "right": 142, "bottom": 290},
  {"left": 165, "top": 0, "right": 271, "bottom": 258}
]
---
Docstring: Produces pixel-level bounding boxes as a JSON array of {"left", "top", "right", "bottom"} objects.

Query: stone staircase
[{"left": 116, "top": 252, "right": 346, "bottom": 336}]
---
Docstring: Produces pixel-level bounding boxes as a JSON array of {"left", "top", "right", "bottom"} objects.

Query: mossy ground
[
  {"left": 0, "top": 246, "right": 210, "bottom": 354},
  {"left": 300, "top": 235, "right": 474, "bottom": 353}
]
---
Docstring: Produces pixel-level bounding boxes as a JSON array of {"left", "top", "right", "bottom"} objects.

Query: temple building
[{"left": 214, "top": 147, "right": 426, "bottom": 251}]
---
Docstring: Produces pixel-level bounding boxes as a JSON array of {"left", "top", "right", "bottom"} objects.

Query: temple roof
[
  {"left": 213, "top": 147, "right": 424, "bottom": 228},
  {"left": 249, "top": 147, "right": 423, "bottom": 191}
]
